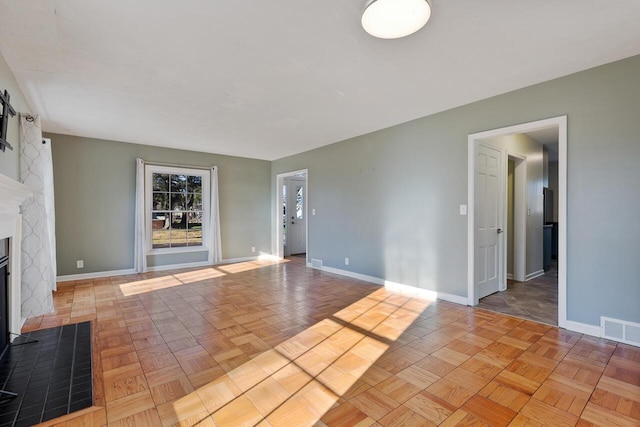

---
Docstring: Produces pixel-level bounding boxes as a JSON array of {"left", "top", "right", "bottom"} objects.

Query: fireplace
[
  {"left": 0, "top": 173, "right": 33, "bottom": 341},
  {"left": 0, "top": 239, "right": 8, "bottom": 350}
]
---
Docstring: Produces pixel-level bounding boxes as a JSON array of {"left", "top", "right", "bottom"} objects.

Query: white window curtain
[
  {"left": 134, "top": 158, "right": 147, "bottom": 272},
  {"left": 208, "top": 166, "right": 222, "bottom": 264},
  {"left": 19, "top": 114, "right": 55, "bottom": 318}
]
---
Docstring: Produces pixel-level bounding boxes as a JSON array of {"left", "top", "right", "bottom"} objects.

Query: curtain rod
[{"left": 142, "top": 159, "right": 216, "bottom": 171}]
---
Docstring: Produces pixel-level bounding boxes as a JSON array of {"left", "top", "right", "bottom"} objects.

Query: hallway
[{"left": 477, "top": 263, "right": 558, "bottom": 326}]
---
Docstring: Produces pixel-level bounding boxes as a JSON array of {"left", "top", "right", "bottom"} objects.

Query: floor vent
[
  {"left": 311, "top": 259, "right": 323, "bottom": 269},
  {"left": 601, "top": 317, "right": 640, "bottom": 347}
]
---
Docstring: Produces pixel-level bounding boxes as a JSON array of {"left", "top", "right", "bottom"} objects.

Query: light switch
[{"left": 459, "top": 204, "right": 467, "bottom": 215}]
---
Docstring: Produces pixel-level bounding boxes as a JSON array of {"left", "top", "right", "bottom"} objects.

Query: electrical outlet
[
  {"left": 312, "top": 208, "right": 316, "bottom": 215},
  {"left": 251, "top": 246, "right": 256, "bottom": 253},
  {"left": 76, "top": 260, "right": 84, "bottom": 269},
  {"left": 345, "top": 257, "right": 349, "bottom": 266}
]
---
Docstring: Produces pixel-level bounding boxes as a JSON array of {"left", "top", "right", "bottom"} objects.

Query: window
[{"left": 145, "top": 165, "right": 210, "bottom": 253}]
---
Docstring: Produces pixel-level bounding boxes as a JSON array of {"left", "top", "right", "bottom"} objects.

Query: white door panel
[
  {"left": 475, "top": 144, "right": 502, "bottom": 299},
  {"left": 284, "top": 177, "right": 306, "bottom": 255}
]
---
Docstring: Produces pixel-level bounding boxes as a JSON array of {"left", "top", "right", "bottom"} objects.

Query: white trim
[
  {"left": 321, "top": 265, "right": 383, "bottom": 285},
  {"left": 218, "top": 254, "right": 280, "bottom": 265},
  {"left": 525, "top": 269, "right": 545, "bottom": 281},
  {"left": 506, "top": 273, "right": 513, "bottom": 280},
  {"left": 507, "top": 153, "right": 527, "bottom": 283},
  {"left": 146, "top": 260, "right": 212, "bottom": 272},
  {"left": 274, "top": 169, "right": 309, "bottom": 262},
  {"left": 0, "top": 174, "right": 33, "bottom": 341},
  {"left": 565, "top": 320, "right": 601, "bottom": 338},
  {"left": 557, "top": 117, "right": 568, "bottom": 329},
  {"left": 384, "top": 280, "right": 469, "bottom": 305},
  {"left": 467, "top": 134, "right": 475, "bottom": 304},
  {"left": 0, "top": 173, "right": 33, "bottom": 215},
  {"left": 148, "top": 246, "right": 209, "bottom": 256},
  {"left": 56, "top": 255, "right": 282, "bottom": 282},
  {"left": 57, "top": 268, "right": 137, "bottom": 282},
  {"left": 319, "top": 265, "right": 468, "bottom": 306},
  {"left": 468, "top": 116, "right": 568, "bottom": 329},
  {"left": 144, "top": 164, "right": 211, "bottom": 255}
]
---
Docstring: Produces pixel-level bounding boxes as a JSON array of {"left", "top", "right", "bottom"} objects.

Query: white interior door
[
  {"left": 475, "top": 143, "right": 503, "bottom": 299},
  {"left": 285, "top": 177, "right": 306, "bottom": 255}
]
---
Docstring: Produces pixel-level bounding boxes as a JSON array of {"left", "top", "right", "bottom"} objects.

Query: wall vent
[
  {"left": 311, "top": 259, "right": 323, "bottom": 269},
  {"left": 601, "top": 317, "right": 640, "bottom": 347}
]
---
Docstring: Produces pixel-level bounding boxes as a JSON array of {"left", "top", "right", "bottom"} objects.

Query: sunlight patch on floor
[
  {"left": 167, "top": 287, "right": 433, "bottom": 426},
  {"left": 117, "top": 258, "right": 289, "bottom": 296}
]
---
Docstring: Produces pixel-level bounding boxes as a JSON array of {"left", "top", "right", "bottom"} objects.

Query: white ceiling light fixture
[{"left": 362, "top": 0, "right": 432, "bottom": 39}]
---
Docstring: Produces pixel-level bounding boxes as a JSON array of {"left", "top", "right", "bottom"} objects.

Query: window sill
[{"left": 147, "top": 246, "right": 209, "bottom": 256}]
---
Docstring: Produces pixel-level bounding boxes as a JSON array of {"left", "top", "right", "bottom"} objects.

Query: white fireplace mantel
[{"left": 0, "top": 172, "right": 33, "bottom": 339}]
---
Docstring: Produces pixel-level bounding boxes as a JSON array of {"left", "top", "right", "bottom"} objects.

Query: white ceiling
[{"left": 1, "top": 1, "right": 640, "bottom": 161}]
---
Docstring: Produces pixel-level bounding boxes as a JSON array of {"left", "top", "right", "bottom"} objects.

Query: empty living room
[{"left": 0, "top": 1, "right": 639, "bottom": 426}]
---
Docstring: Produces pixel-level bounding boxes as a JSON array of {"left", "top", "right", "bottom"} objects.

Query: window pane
[
  {"left": 147, "top": 167, "right": 208, "bottom": 252},
  {"left": 171, "top": 213, "right": 188, "bottom": 247},
  {"left": 152, "top": 227, "right": 171, "bottom": 249},
  {"left": 152, "top": 173, "right": 169, "bottom": 191},
  {"left": 170, "top": 211, "right": 186, "bottom": 229},
  {"left": 187, "top": 193, "right": 203, "bottom": 211},
  {"left": 187, "top": 230, "right": 202, "bottom": 246},
  {"left": 153, "top": 193, "right": 169, "bottom": 211},
  {"left": 152, "top": 212, "right": 168, "bottom": 231},
  {"left": 171, "top": 193, "right": 186, "bottom": 210},
  {"left": 187, "top": 175, "right": 202, "bottom": 194},
  {"left": 188, "top": 211, "right": 203, "bottom": 229},
  {"left": 171, "top": 174, "right": 187, "bottom": 193},
  {"left": 296, "top": 185, "right": 303, "bottom": 219}
]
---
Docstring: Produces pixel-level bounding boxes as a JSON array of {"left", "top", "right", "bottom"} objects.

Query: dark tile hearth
[{"left": 0, "top": 322, "right": 93, "bottom": 427}]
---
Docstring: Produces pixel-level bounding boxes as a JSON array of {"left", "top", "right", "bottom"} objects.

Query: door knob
[{"left": 497, "top": 228, "right": 503, "bottom": 234}]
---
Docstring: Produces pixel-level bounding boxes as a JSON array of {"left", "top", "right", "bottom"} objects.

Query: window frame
[{"left": 145, "top": 164, "right": 210, "bottom": 255}]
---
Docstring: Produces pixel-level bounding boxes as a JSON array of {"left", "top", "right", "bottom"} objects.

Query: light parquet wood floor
[{"left": 21, "top": 257, "right": 640, "bottom": 426}]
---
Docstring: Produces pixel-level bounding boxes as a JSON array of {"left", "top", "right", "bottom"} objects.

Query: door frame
[
  {"left": 507, "top": 153, "right": 527, "bottom": 284},
  {"left": 275, "top": 169, "right": 308, "bottom": 262},
  {"left": 467, "top": 116, "right": 567, "bottom": 328}
]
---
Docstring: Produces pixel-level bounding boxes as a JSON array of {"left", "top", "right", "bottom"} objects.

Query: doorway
[
  {"left": 275, "top": 169, "right": 308, "bottom": 262},
  {"left": 468, "top": 116, "right": 567, "bottom": 327}
]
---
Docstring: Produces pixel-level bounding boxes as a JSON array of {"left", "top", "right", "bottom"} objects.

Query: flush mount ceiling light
[{"left": 362, "top": 0, "right": 431, "bottom": 39}]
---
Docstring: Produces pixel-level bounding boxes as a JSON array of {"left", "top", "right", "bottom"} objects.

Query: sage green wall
[
  {"left": 272, "top": 54, "right": 640, "bottom": 327},
  {"left": 48, "top": 134, "right": 271, "bottom": 275},
  {"left": 0, "top": 51, "right": 31, "bottom": 179}
]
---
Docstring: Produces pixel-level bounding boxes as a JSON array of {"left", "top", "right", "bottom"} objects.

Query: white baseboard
[
  {"left": 506, "top": 273, "right": 513, "bottom": 280},
  {"left": 321, "top": 265, "right": 384, "bottom": 286},
  {"left": 57, "top": 268, "right": 137, "bottom": 282},
  {"left": 525, "top": 269, "right": 545, "bottom": 281},
  {"left": 317, "top": 265, "right": 468, "bottom": 306},
  {"left": 384, "top": 280, "right": 469, "bottom": 305},
  {"left": 565, "top": 320, "right": 602, "bottom": 338},
  {"left": 57, "top": 255, "right": 281, "bottom": 281}
]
